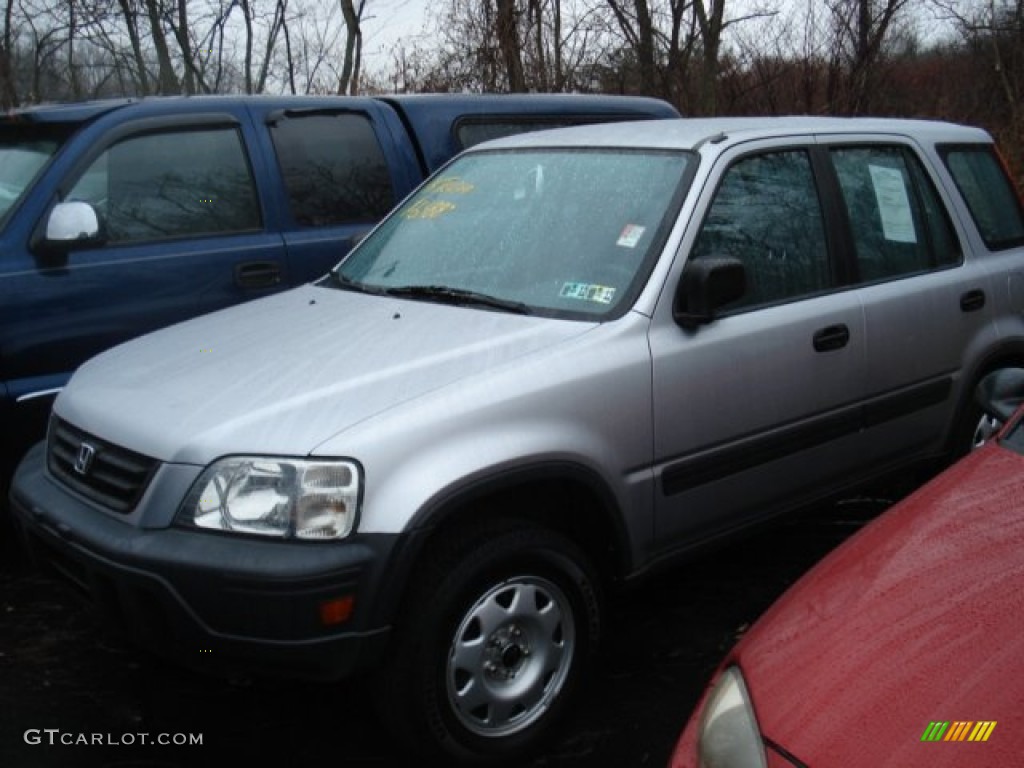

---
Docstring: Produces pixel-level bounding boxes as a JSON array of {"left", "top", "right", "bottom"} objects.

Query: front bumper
[{"left": 9, "top": 442, "right": 402, "bottom": 680}]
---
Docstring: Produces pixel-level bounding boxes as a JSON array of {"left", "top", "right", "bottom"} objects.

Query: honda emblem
[{"left": 74, "top": 442, "right": 96, "bottom": 475}]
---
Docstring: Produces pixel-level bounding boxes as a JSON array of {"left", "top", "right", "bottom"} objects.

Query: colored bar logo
[{"left": 921, "top": 721, "right": 997, "bottom": 742}]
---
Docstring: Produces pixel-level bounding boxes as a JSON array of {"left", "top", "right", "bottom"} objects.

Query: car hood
[
  {"left": 56, "top": 284, "right": 595, "bottom": 464},
  {"left": 738, "top": 444, "right": 1024, "bottom": 766}
]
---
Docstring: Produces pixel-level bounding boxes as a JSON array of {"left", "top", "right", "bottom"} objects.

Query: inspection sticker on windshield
[
  {"left": 616, "top": 224, "right": 646, "bottom": 248},
  {"left": 560, "top": 282, "right": 616, "bottom": 304},
  {"left": 426, "top": 176, "right": 475, "bottom": 195},
  {"left": 402, "top": 198, "right": 457, "bottom": 219}
]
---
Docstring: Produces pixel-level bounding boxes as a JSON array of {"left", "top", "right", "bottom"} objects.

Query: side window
[
  {"left": 692, "top": 150, "right": 829, "bottom": 309},
  {"left": 269, "top": 113, "right": 394, "bottom": 227},
  {"left": 942, "top": 146, "right": 1024, "bottom": 250},
  {"left": 831, "top": 146, "right": 960, "bottom": 282},
  {"left": 456, "top": 119, "right": 592, "bottom": 149},
  {"left": 67, "top": 127, "right": 260, "bottom": 244}
]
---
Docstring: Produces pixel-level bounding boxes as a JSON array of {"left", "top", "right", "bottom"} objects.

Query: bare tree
[
  {"left": 1, "top": 0, "right": 18, "bottom": 107},
  {"left": 825, "top": 0, "right": 912, "bottom": 112},
  {"left": 605, "top": 0, "right": 659, "bottom": 95},
  {"left": 496, "top": 0, "right": 527, "bottom": 90},
  {"left": 143, "top": 0, "right": 180, "bottom": 93},
  {"left": 694, "top": 0, "right": 727, "bottom": 112},
  {"left": 338, "top": 0, "right": 364, "bottom": 94},
  {"left": 254, "top": 0, "right": 288, "bottom": 91},
  {"left": 527, "top": 0, "right": 549, "bottom": 88},
  {"left": 934, "top": 0, "right": 1023, "bottom": 177},
  {"left": 171, "top": 0, "right": 198, "bottom": 93},
  {"left": 115, "top": 0, "right": 151, "bottom": 94}
]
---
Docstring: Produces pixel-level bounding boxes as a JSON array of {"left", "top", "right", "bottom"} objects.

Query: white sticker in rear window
[{"left": 869, "top": 165, "right": 916, "bottom": 243}]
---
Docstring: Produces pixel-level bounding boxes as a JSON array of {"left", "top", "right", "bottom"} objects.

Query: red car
[{"left": 671, "top": 373, "right": 1024, "bottom": 768}]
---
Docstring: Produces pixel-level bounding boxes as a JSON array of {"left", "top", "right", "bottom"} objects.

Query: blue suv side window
[
  {"left": 693, "top": 150, "right": 830, "bottom": 309},
  {"left": 67, "top": 127, "right": 261, "bottom": 243},
  {"left": 270, "top": 113, "right": 394, "bottom": 227}
]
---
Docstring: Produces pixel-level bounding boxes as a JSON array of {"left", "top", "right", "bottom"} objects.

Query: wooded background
[{"left": 1, "top": 1, "right": 1020, "bottom": 179}]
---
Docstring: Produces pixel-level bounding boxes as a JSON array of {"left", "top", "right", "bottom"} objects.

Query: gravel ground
[{"left": 0, "top": 497, "right": 892, "bottom": 768}]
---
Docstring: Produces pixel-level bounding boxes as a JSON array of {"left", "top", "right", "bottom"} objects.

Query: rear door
[
  {"left": 824, "top": 138, "right": 991, "bottom": 464},
  {"left": 257, "top": 105, "right": 424, "bottom": 283}
]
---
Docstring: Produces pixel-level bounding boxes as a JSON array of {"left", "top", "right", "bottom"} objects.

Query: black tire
[{"left": 374, "top": 520, "right": 601, "bottom": 764}]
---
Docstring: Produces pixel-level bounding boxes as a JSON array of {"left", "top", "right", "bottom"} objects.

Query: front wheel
[{"left": 375, "top": 522, "right": 601, "bottom": 764}]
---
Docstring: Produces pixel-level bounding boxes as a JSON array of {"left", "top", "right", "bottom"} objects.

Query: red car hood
[{"left": 739, "top": 444, "right": 1024, "bottom": 767}]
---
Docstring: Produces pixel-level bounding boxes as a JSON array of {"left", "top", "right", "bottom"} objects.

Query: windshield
[
  {"left": 0, "top": 133, "right": 60, "bottom": 222},
  {"left": 334, "top": 148, "right": 693, "bottom": 319}
]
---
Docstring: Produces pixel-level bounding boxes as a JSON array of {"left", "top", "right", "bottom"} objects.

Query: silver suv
[{"left": 11, "top": 117, "right": 1024, "bottom": 763}]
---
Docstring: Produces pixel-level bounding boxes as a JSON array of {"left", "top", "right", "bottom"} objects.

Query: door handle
[
  {"left": 234, "top": 260, "right": 282, "bottom": 289},
  {"left": 813, "top": 324, "right": 850, "bottom": 352},
  {"left": 960, "top": 289, "right": 986, "bottom": 313}
]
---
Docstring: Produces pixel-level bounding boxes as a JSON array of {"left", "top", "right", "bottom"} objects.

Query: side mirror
[
  {"left": 45, "top": 200, "right": 101, "bottom": 244},
  {"left": 674, "top": 257, "right": 747, "bottom": 329},
  {"left": 33, "top": 200, "right": 104, "bottom": 269},
  {"left": 975, "top": 368, "right": 1024, "bottom": 423}
]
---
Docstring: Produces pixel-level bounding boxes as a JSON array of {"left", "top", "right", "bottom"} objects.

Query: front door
[{"left": 649, "top": 143, "right": 867, "bottom": 548}]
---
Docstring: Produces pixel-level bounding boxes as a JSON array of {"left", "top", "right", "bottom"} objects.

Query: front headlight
[
  {"left": 698, "top": 666, "right": 767, "bottom": 768},
  {"left": 177, "top": 457, "right": 361, "bottom": 540}
]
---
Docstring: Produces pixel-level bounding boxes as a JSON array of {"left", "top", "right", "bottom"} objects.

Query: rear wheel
[
  {"left": 951, "top": 368, "right": 1024, "bottom": 457},
  {"left": 375, "top": 521, "right": 601, "bottom": 764},
  {"left": 968, "top": 411, "right": 1003, "bottom": 450},
  {"left": 949, "top": 399, "right": 997, "bottom": 460}
]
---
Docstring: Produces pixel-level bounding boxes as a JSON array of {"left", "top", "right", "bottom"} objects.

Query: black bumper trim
[{"left": 10, "top": 442, "right": 401, "bottom": 681}]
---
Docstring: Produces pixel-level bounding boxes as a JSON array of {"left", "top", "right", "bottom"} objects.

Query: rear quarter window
[{"left": 941, "top": 145, "right": 1024, "bottom": 250}]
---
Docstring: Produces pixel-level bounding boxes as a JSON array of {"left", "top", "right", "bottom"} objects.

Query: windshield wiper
[
  {"left": 384, "top": 285, "right": 531, "bottom": 314},
  {"left": 322, "top": 271, "right": 388, "bottom": 295}
]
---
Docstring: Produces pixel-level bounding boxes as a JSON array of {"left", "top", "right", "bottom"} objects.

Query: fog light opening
[{"left": 319, "top": 595, "right": 355, "bottom": 627}]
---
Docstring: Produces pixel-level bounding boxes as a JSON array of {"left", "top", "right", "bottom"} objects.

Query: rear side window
[
  {"left": 67, "top": 127, "right": 260, "bottom": 243},
  {"left": 831, "top": 146, "right": 961, "bottom": 281},
  {"left": 270, "top": 113, "right": 394, "bottom": 227},
  {"left": 692, "top": 150, "right": 830, "bottom": 309},
  {"left": 456, "top": 118, "right": 609, "bottom": 149},
  {"left": 942, "top": 146, "right": 1024, "bottom": 250}
]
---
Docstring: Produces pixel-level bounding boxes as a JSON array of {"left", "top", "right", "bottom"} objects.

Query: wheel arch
[
  {"left": 948, "top": 339, "right": 1024, "bottom": 451},
  {"left": 368, "top": 461, "right": 634, "bottom": 633}
]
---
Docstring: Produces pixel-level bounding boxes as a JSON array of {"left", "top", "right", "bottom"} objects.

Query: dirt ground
[{"left": 0, "top": 496, "right": 891, "bottom": 768}]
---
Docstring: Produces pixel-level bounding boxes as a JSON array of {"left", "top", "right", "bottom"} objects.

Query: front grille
[{"left": 48, "top": 417, "right": 158, "bottom": 513}]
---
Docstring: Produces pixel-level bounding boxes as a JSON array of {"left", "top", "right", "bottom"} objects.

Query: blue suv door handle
[{"left": 234, "top": 260, "right": 283, "bottom": 289}]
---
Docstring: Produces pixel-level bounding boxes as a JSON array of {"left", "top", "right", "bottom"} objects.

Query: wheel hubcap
[
  {"left": 483, "top": 624, "right": 531, "bottom": 681},
  {"left": 446, "top": 575, "right": 575, "bottom": 737},
  {"left": 972, "top": 413, "right": 1002, "bottom": 450}
]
